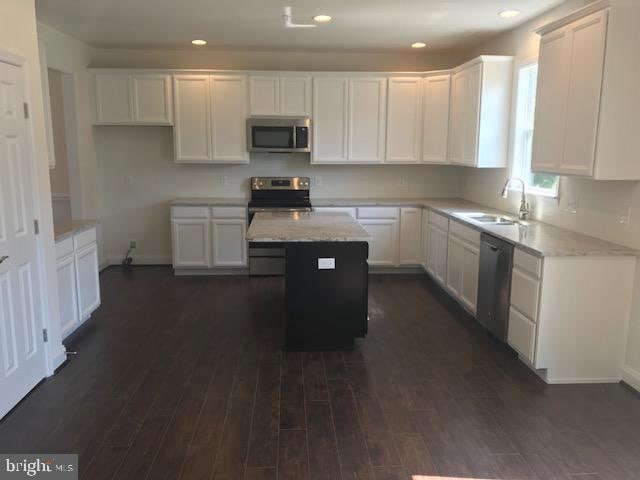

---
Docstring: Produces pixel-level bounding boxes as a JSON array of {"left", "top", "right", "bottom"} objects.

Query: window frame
[{"left": 509, "top": 58, "right": 560, "bottom": 199}]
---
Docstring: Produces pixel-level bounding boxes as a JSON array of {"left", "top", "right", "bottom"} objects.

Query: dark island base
[{"left": 284, "top": 241, "right": 369, "bottom": 351}]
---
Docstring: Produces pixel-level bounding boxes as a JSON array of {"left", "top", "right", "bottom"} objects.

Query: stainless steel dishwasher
[{"left": 477, "top": 233, "right": 514, "bottom": 341}]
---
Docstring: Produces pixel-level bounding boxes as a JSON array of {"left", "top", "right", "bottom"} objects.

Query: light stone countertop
[
  {"left": 54, "top": 220, "right": 99, "bottom": 243},
  {"left": 247, "top": 212, "right": 371, "bottom": 242},
  {"left": 170, "top": 197, "right": 248, "bottom": 206}
]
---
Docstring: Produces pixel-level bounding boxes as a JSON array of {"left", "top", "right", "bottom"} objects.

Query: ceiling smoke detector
[{"left": 283, "top": 6, "right": 317, "bottom": 28}]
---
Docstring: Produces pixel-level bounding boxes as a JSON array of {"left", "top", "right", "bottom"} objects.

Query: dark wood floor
[{"left": 1, "top": 267, "right": 639, "bottom": 480}]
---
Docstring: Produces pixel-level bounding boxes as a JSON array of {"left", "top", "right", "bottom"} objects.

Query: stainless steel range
[{"left": 248, "top": 176, "right": 311, "bottom": 275}]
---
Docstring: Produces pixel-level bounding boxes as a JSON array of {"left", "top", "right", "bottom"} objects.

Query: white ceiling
[{"left": 35, "top": 0, "right": 566, "bottom": 52}]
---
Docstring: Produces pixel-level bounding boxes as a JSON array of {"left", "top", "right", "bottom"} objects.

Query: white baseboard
[
  {"left": 545, "top": 376, "right": 622, "bottom": 384},
  {"left": 622, "top": 365, "right": 640, "bottom": 392},
  {"left": 106, "top": 254, "right": 172, "bottom": 266},
  {"left": 51, "top": 344, "right": 67, "bottom": 375}
]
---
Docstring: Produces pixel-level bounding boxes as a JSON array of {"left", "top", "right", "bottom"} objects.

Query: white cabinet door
[
  {"left": 446, "top": 235, "right": 463, "bottom": 297},
  {"left": 210, "top": 75, "right": 249, "bottom": 163},
  {"left": 427, "top": 224, "right": 448, "bottom": 285},
  {"left": 420, "top": 209, "right": 429, "bottom": 268},
  {"left": 173, "top": 75, "right": 211, "bottom": 162},
  {"left": 422, "top": 74, "right": 450, "bottom": 164},
  {"left": 386, "top": 77, "right": 423, "bottom": 163},
  {"left": 460, "top": 242, "right": 479, "bottom": 313},
  {"left": 74, "top": 243, "right": 101, "bottom": 321},
  {"left": 508, "top": 307, "right": 537, "bottom": 364},
  {"left": 211, "top": 218, "right": 247, "bottom": 267},
  {"left": 95, "top": 73, "right": 133, "bottom": 123},
  {"left": 314, "top": 207, "right": 357, "bottom": 218},
  {"left": 448, "top": 71, "right": 465, "bottom": 164},
  {"left": 358, "top": 219, "right": 398, "bottom": 266},
  {"left": 348, "top": 77, "right": 387, "bottom": 163},
  {"left": 56, "top": 254, "right": 79, "bottom": 338},
  {"left": 249, "top": 76, "right": 279, "bottom": 115},
  {"left": 461, "top": 63, "right": 482, "bottom": 166},
  {"left": 312, "top": 77, "right": 349, "bottom": 163},
  {"left": 532, "top": 28, "right": 572, "bottom": 173},
  {"left": 172, "top": 219, "right": 211, "bottom": 268},
  {"left": 399, "top": 207, "right": 422, "bottom": 265},
  {"left": 561, "top": 10, "right": 607, "bottom": 176},
  {"left": 280, "top": 76, "right": 312, "bottom": 116},
  {"left": 132, "top": 74, "right": 172, "bottom": 124}
]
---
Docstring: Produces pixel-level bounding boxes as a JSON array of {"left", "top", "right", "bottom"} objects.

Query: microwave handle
[{"left": 292, "top": 125, "right": 296, "bottom": 149}]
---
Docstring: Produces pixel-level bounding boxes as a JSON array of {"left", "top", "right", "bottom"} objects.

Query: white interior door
[{"left": 0, "top": 61, "right": 46, "bottom": 419}]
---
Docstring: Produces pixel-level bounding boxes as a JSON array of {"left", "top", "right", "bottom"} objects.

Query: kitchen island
[{"left": 247, "top": 212, "right": 371, "bottom": 350}]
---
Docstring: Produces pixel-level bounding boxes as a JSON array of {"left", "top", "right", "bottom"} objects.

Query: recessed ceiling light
[
  {"left": 191, "top": 39, "right": 207, "bottom": 46},
  {"left": 313, "top": 14, "right": 332, "bottom": 23},
  {"left": 411, "top": 42, "right": 427, "bottom": 49},
  {"left": 499, "top": 10, "right": 521, "bottom": 18}
]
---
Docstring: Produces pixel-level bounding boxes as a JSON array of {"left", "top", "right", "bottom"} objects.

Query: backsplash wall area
[{"left": 95, "top": 126, "right": 461, "bottom": 264}]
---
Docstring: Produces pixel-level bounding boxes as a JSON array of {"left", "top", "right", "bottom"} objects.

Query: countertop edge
[{"left": 54, "top": 220, "right": 99, "bottom": 243}]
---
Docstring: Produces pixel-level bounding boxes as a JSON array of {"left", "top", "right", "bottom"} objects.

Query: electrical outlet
[
  {"left": 399, "top": 176, "right": 407, "bottom": 185},
  {"left": 129, "top": 240, "right": 137, "bottom": 249},
  {"left": 220, "top": 175, "right": 229, "bottom": 185},
  {"left": 313, "top": 176, "right": 323, "bottom": 186},
  {"left": 565, "top": 197, "right": 580, "bottom": 214},
  {"left": 618, "top": 207, "right": 632, "bottom": 225}
]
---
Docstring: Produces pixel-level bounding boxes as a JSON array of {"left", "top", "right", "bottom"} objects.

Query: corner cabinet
[
  {"left": 171, "top": 206, "right": 247, "bottom": 271},
  {"left": 532, "top": 2, "right": 640, "bottom": 179},
  {"left": 93, "top": 72, "right": 172, "bottom": 125},
  {"left": 173, "top": 75, "right": 249, "bottom": 164},
  {"left": 448, "top": 56, "right": 512, "bottom": 168}
]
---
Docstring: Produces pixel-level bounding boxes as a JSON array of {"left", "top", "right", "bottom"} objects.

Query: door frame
[{"left": 0, "top": 48, "right": 60, "bottom": 377}]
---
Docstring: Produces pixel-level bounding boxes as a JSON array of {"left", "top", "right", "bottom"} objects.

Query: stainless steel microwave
[{"left": 247, "top": 116, "right": 311, "bottom": 153}]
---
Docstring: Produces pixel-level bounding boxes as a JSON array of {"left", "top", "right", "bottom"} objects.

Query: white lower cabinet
[
  {"left": 507, "top": 307, "right": 537, "bottom": 364},
  {"left": 211, "top": 218, "right": 247, "bottom": 267},
  {"left": 420, "top": 209, "right": 429, "bottom": 268},
  {"left": 426, "top": 224, "right": 448, "bottom": 285},
  {"left": 399, "top": 208, "right": 422, "bottom": 265},
  {"left": 446, "top": 219, "right": 480, "bottom": 313},
  {"left": 357, "top": 218, "right": 399, "bottom": 266},
  {"left": 171, "top": 206, "right": 247, "bottom": 270},
  {"left": 55, "top": 227, "right": 101, "bottom": 339}
]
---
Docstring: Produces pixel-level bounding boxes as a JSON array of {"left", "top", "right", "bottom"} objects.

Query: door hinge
[
  {"left": 34, "top": 219, "right": 39, "bottom": 234},
  {"left": 42, "top": 328, "right": 48, "bottom": 343},
  {"left": 23, "top": 102, "right": 29, "bottom": 119}
]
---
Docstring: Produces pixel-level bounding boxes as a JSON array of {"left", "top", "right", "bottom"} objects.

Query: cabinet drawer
[
  {"left": 508, "top": 307, "right": 536, "bottom": 364},
  {"left": 357, "top": 207, "right": 399, "bottom": 219},
  {"left": 73, "top": 227, "right": 96, "bottom": 251},
  {"left": 429, "top": 210, "right": 449, "bottom": 230},
  {"left": 211, "top": 206, "right": 246, "bottom": 218},
  {"left": 55, "top": 237, "right": 74, "bottom": 260},
  {"left": 314, "top": 207, "right": 357, "bottom": 218},
  {"left": 171, "top": 206, "right": 210, "bottom": 219},
  {"left": 510, "top": 268, "right": 540, "bottom": 322},
  {"left": 449, "top": 220, "right": 480, "bottom": 246},
  {"left": 514, "top": 248, "right": 542, "bottom": 278}
]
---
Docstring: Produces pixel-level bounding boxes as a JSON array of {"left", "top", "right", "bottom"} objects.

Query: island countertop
[{"left": 247, "top": 212, "right": 371, "bottom": 242}]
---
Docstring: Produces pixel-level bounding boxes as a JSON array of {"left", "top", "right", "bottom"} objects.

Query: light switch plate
[{"left": 318, "top": 258, "right": 335, "bottom": 270}]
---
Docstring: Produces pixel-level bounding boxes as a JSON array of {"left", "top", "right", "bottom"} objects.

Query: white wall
[
  {"left": 457, "top": 0, "right": 640, "bottom": 389},
  {"left": 96, "top": 126, "right": 461, "bottom": 264},
  {"left": 0, "top": 0, "right": 65, "bottom": 372},
  {"left": 37, "top": 22, "right": 106, "bottom": 264}
]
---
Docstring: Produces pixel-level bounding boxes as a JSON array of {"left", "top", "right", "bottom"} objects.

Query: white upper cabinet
[
  {"left": 280, "top": 76, "right": 311, "bottom": 116},
  {"left": 173, "top": 75, "right": 211, "bottom": 162},
  {"left": 386, "top": 77, "right": 423, "bottom": 163},
  {"left": 422, "top": 73, "right": 450, "bottom": 164},
  {"left": 210, "top": 75, "right": 249, "bottom": 163},
  {"left": 94, "top": 73, "right": 133, "bottom": 124},
  {"left": 173, "top": 74, "right": 249, "bottom": 164},
  {"left": 312, "top": 77, "right": 349, "bottom": 163},
  {"left": 94, "top": 72, "right": 172, "bottom": 125},
  {"left": 249, "top": 76, "right": 279, "bottom": 115},
  {"left": 448, "top": 56, "right": 512, "bottom": 168},
  {"left": 348, "top": 77, "right": 387, "bottom": 163},
  {"left": 532, "top": 3, "right": 640, "bottom": 179},
  {"left": 132, "top": 74, "right": 172, "bottom": 124},
  {"left": 249, "top": 75, "right": 311, "bottom": 116}
]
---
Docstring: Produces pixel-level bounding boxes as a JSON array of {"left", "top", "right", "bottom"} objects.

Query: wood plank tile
[
  {"left": 280, "top": 352, "right": 305, "bottom": 430},
  {"left": 303, "top": 353, "right": 329, "bottom": 402},
  {"left": 278, "top": 429, "right": 310, "bottom": 480},
  {"left": 306, "top": 401, "right": 341, "bottom": 480}
]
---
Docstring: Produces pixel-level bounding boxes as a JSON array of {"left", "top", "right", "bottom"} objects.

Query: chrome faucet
[{"left": 501, "top": 177, "right": 530, "bottom": 221}]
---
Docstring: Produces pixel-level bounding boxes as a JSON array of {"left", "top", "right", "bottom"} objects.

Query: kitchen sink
[{"left": 456, "top": 212, "right": 516, "bottom": 225}]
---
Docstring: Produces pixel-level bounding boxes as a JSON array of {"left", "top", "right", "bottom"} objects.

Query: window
[{"left": 512, "top": 62, "right": 559, "bottom": 197}]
